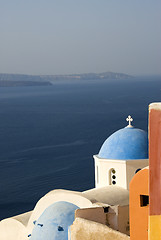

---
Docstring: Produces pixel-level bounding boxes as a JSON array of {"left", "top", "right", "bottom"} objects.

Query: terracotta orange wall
[
  {"left": 129, "top": 168, "right": 149, "bottom": 240},
  {"left": 149, "top": 107, "right": 161, "bottom": 216},
  {"left": 149, "top": 104, "right": 161, "bottom": 239}
]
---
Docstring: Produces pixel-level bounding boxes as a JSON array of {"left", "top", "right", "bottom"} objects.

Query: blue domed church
[
  {"left": 94, "top": 116, "right": 149, "bottom": 190},
  {"left": 0, "top": 115, "right": 150, "bottom": 240}
]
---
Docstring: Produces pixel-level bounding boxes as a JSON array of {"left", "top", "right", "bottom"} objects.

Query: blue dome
[
  {"left": 30, "top": 201, "right": 79, "bottom": 240},
  {"left": 98, "top": 127, "right": 148, "bottom": 160}
]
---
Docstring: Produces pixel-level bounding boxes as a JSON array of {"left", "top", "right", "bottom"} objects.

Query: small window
[
  {"left": 109, "top": 168, "right": 116, "bottom": 185},
  {"left": 140, "top": 195, "right": 149, "bottom": 207},
  {"left": 103, "top": 207, "right": 109, "bottom": 213}
]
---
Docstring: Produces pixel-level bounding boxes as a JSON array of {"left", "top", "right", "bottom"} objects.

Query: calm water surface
[{"left": 0, "top": 77, "right": 161, "bottom": 219}]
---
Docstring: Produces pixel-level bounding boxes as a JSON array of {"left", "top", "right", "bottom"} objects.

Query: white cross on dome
[{"left": 126, "top": 115, "right": 133, "bottom": 127}]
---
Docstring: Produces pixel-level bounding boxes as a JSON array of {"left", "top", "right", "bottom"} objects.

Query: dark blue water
[{"left": 0, "top": 77, "right": 161, "bottom": 220}]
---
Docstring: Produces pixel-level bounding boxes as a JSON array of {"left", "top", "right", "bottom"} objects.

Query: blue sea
[{"left": 0, "top": 77, "right": 161, "bottom": 220}]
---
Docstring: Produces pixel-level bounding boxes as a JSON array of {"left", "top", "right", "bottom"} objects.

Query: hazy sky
[{"left": 0, "top": 0, "right": 161, "bottom": 76}]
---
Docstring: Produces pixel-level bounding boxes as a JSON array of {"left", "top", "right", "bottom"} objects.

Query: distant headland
[{"left": 0, "top": 72, "right": 133, "bottom": 87}]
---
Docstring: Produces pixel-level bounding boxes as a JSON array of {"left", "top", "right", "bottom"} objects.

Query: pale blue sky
[{"left": 0, "top": 0, "right": 161, "bottom": 75}]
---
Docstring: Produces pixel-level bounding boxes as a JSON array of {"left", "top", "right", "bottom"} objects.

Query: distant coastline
[{"left": 0, "top": 72, "right": 133, "bottom": 87}]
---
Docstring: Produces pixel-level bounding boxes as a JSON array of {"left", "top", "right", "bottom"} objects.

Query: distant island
[{"left": 0, "top": 72, "right": 133, "bottom": 87}]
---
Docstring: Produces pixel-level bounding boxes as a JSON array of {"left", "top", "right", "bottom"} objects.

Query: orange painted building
[
  {"left": 149, "top": 103, "right": 161, "bottom": 239},
  {"left": 129, "top": 167, "right": 149, "bottom": 240}
]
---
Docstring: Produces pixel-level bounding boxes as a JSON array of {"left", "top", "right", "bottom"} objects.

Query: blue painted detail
[
  {"left": 58, "top": 226, "right": 64, "bottom": 231},
  {"left": 37, "top": 223, "right": 43, "bottom": 227},
  {"left": 28, "top": 234, "right": 31, "bottom": 237},
  {"left": 135, "top": 168, "right": 141, "bottom": 174},
  {"left": 33, "top": 220, "right": 36, "bottom": 225},
  {"left": 30, "top": 201, "right": 79, "bottom": 240},
  {"left": 98, "top": 127, "right": 148, "bottom": 160}
]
